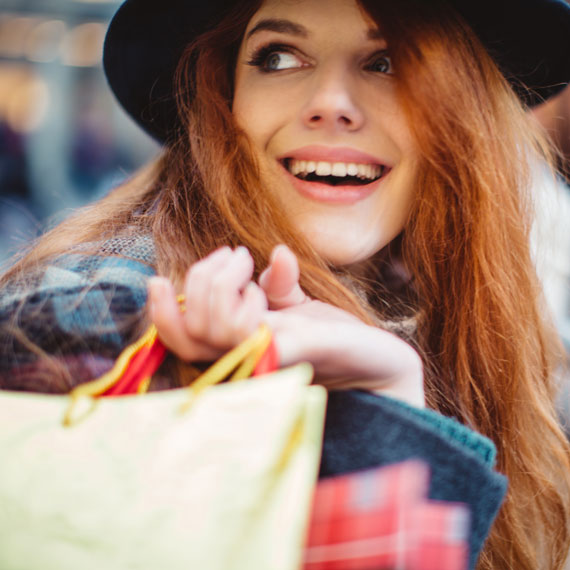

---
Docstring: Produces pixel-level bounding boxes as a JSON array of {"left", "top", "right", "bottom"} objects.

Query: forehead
[{"left": 245, "top": 0, "right": 379, "bottom": 38}]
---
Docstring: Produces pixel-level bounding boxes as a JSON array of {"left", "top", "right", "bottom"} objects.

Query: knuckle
[
  {"left": 208, "top": 330, "right": 230, "bottom": 349},
  {"left": 183, "top": 312, "right": 204, "bottom": 337},
  {"left": 188, "top": 260, "right": 210, "bottom": 280},
  {"left": 211, "top": 275, "right": 229, "bottom": 294},
  {"left": 232, "top": 322, "right": 252, "bottom": 343}
]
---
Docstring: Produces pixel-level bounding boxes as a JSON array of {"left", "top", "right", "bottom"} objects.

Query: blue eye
[
  {"left": 264, "top": 51, "right": 302, "bottom": 71},
  {"left": 366, "top": 52, "right": 393, "bottom": 74},
  {"left": 248, "top": 43, "right": 304, "bottom": 73}
]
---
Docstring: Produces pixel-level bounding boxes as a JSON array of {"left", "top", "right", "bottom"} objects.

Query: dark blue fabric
[{"left": 320, "top": 390, "right": 508, "bottom": 570}]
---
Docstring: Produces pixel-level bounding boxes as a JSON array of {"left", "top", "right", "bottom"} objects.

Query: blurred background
[
  {"left": 0, "top": 0, "right": 569, "bottom": 349},
  {"left": 0, "top": 0, "right": 158, "bottom": 263}
]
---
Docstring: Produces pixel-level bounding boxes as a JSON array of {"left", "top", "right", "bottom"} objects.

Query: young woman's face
[{"left": 233, "top": 0, "right": 418, "bottom": 266}]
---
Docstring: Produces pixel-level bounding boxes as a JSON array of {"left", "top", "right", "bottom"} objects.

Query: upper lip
[{"left": 277, "top": 145, "right": 389, "bottom": 166}]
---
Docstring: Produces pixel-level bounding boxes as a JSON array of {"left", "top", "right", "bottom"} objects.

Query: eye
[
  {"left": 263, "top": 51, "right": 302, "bottom": 71},
  {"left": 365, "top": 51, "right": 393, "bottom": 74},
  {"left": 247, "top": 44, "right": 305, "bottom": 73}
]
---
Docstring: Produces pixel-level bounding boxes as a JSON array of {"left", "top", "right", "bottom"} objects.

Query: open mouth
[{"left": 282, "top": 158, "right": 386, "bottom": 186}]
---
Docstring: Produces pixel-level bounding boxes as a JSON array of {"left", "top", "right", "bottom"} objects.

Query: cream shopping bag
[{"left": 0, "top": 361, "right": 326, "bottom": 570}]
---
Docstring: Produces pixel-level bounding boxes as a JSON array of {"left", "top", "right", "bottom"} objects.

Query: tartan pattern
[
  {"left": 0, "top": 235, "right": 157, "bottom": 392},
  {"left": 305, "top": 462, "right": 470, "bottom": 570}
]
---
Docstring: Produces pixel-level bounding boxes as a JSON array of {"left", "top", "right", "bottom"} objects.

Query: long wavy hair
[{"left": 2, "top": 0, "right": 569, "bottom": 567}]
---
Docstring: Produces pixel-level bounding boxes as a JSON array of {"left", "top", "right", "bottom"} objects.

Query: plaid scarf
[{"left": 0, "top": 234, "right": 156, "bottom": 392}]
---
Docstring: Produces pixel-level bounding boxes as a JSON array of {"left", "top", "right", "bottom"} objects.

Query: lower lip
[{"left": 281, "top": 164, "right": 386, "bottom": 204}]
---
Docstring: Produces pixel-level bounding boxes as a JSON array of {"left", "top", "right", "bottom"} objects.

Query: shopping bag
[{"left": 0, "top": 325, "right": 327, "bottom": 570}]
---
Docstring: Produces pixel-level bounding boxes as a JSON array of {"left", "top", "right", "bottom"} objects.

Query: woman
[{"left": 1, "top": 0, "right": 570, "bottom": 568}]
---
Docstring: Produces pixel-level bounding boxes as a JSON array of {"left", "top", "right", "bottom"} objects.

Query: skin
[
  {"left": 233, "top": 0, "right": 419, "bottom": 266},
  {"left": 149, "top": 0, "right": 425, "bottom": 408}
]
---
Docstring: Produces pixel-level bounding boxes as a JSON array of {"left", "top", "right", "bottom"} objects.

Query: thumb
[{"left": 259, "top": 245, "right": 309, "bottom": 309}]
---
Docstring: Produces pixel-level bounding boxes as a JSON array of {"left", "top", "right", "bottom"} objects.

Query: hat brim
[{"left": 103, "top": 0, "right": 570, "bottom": 143}]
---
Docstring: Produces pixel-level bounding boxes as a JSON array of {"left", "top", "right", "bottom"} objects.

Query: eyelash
[
  {"left": 247, "top": 43, "right": 300, "bottom": 73},
  {"left": 364, "top": 50, "right": 393, "bottom": 74},
  {"left": 247, "top": 43, "right": 393, "bottom": 75}
]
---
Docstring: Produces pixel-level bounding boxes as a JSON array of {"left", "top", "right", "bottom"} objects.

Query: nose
[{"left": 301, "top": 66, "right": 365, "bottom": 132}]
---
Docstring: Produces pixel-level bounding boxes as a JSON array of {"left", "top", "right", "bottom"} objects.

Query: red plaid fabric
[{"left": 304, "top": 461, "right": 470, "bottom": 570}]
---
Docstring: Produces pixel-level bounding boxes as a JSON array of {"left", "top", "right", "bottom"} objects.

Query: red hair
[
  {"left": 364, "top": 1, "right": 570, "bottom": 567},
  {"left": 2, "top": 1, "right": 569, "bottom": 567}
]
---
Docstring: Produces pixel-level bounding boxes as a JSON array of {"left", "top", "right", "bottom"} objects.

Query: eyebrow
[
  {"left": 245, "top": 17, "right": 385, "bottom": 43},
  {"left": 246, "top": 19, "right": 309, "bottom": 40},
  {"left": 367, "top": 28, "right": 385, "bottom": 41}
]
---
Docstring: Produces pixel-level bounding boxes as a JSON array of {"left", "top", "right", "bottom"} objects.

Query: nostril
[
  {"left": 308, "top": 114, "right": 352, "bottom": 125},
  {"left": 305, "top": 111, "right": 359, "bottom": 129}
]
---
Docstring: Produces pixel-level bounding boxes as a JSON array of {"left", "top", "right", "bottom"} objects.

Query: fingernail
[
  {"left": 259, "top": 267, "right": 270, "bottom": 287},
  {"left": 270, "top": 246, "right": 280, "bottom": 263},
  {"left": 148, "top": 276, "right": 159, "bottom": 296},
  {"left": 271, "top": 244, "right": 289, "bottom": 263},
  {"left": 148, "top": 276, "right": 169, "bottom": 299},
  {"left": 205, "top": 247, "right": 230, "bottom": 261}
]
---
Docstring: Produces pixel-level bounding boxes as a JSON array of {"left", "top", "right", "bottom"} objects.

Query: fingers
[
  {"left": 233, "top": 282, "right": 268, "bottom": 338},
  {"left": 148, "top": 276, "right": 221, "bottom": 361},
  {"left": 184, "top": 246, "right": 255, "bottom": 344},
  {"left": 259, "top": 244, "right": 308, "bottom": 309},
  {"left": 183, "top": 246, "right": 232, "bottom": 336},
  {"left": 149, "top": 247, "right": 268, "bottom": 362},
  {"left": 209, "top": 248, "right": 258, "bottom": 341}
]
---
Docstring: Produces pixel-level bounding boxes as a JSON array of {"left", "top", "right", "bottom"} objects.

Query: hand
[
  {"left": 260, "top": 245, "right": 425, "bottom": 407},
  {"left": 148, "top": 247, "right": 267, "bottom": 362},
  {"left": 149, "top": 245, "right": 424, "bottom": 408}
]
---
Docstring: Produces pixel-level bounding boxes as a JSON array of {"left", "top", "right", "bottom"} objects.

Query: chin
[
  {"left": 306, "top": 238, "right": 379, "bottom": 268},
  {"left": 300, "top": 223, "right": 396, "bottom": 268}
]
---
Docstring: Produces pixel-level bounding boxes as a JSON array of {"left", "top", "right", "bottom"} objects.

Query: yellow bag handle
[
  {"left": 179, "top": 323, "right": 271, "bottom": 413},
  {"left": 63, "top": 316, "right": 272, "bottom": 425}
]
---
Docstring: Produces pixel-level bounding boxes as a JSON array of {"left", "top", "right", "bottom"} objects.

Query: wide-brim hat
[{"left": 103, "top": 0, "right": 570, "bottom": 144}]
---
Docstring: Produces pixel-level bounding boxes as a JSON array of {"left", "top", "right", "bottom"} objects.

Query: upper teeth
[{"left": 288, "top": 159, "right": 383, "bottom": 180}]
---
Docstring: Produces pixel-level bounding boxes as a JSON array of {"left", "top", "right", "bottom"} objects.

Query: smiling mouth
[{"left": 282, "top": 158, "right": 387, "bottom": 186}]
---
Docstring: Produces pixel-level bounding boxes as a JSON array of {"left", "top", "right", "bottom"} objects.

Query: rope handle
[{"left": 63, "top": 294, "right": 277, "bottom": 426}]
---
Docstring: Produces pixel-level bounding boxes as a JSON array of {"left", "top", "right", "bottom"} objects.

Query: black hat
[{"left": 103, "top": 0, "right": 570, "bottom": 143}]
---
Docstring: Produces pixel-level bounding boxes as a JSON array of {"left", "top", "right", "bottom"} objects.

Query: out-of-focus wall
[
  {"left": 532, "top": 85, "right": 570, "bottom": 351},
  {"left": 0, "top": 0, "right": 158, "bottom": 262}
]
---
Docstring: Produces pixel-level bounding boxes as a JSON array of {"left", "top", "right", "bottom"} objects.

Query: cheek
[
  {"left": 387, "top": 163, "right": 418, "bottom": 231},
  {"left": 387, "top": 104, "right": 417, "bottom": 161},
  {"left": 234, "top": 71, "right": 277, "bottom": 142},
  {"left": 233, "top": 72, "right": 303, "bottom": 150},
  {"left": 233, "top": 89, "right": 262, "bottom": 143},
  {"left": 233, "top": 94, "right": 281, "bottom": 155},
  {"left": 373, "top": 101, "right": 416, "bottom": 157}
]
